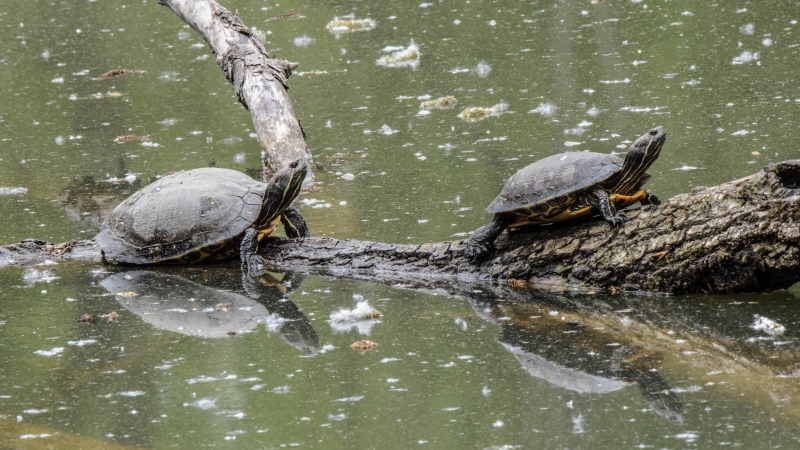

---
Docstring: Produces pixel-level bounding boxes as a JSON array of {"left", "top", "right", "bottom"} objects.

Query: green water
[{"left": 1, "top": 0, "right": 799, "bottom": 448}]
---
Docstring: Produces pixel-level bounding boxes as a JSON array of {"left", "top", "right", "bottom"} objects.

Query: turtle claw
[
  {"left": 464, "top": 242, "right": 493, "bottom": 263},
  {"left": 607, "top": 214, "right": 625, "bottom": 228},
  {"left": 641, "top": 190, "right": 662, "bottom": 206}
]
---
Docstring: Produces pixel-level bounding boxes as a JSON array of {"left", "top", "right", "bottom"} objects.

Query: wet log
[
  {"left": 3, "top": 160, "right": 800, "bottom": 294},
  {"left": 253, "top": 160, "right": 800, "bottom": 294},
  {"left": 157, "top": 0, "right": 313, "bottom": 181}
]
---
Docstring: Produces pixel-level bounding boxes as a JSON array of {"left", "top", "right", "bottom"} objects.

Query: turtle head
[
  {"left": 614, "top": 126, "right": 666, "bottom": 193},
  {"left": 261, "top": 158, "right": 308, "bottom": 223},
  {"left": 628, "top": 126, "right": 666, "bottom": 162}
]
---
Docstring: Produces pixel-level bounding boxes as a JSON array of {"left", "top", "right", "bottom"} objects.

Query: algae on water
[{"left": 457, "top": 102, "right": 508, "bottom": 122}]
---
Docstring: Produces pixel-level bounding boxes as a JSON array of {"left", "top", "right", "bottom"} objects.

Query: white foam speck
[
  {"left": 528, "top": 102, "right": 558, "bottom": 117},
  {"left": 0, "top": 187, "right": 28, "bottom": 195},
  {"left": 376, "top": 40, "right": 420, "bottom": 70},
  {"left": 184, "top": 398, "right": 217, "bottom": 410},
  {"left": 752, "top": 314, "right": 785, "bottom": 335},
  {"left": 293, "top": 35, "right": 316, "bottom": 47},
  {"left": 117, "top": 390, "right": 146, "bottom": 397},
  {"left": 34, "top": 347, "right": 64, "bottom": 357},
  {"left": 472, "top": 60, "right": 491, "bottom": 78},
  {"left": 731, "top": 51, "right": 759, "bottom": 65},
  {"left": 67, "top": 339, "right": 97, "bottom": 347},
  {"left": 332, "top": 395, "right": 364, "bottom": 402}
]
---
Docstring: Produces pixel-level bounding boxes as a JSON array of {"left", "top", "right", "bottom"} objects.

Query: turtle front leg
[
  {"left": 464, "top": 214, "right": 513, "bottom": 263},
  {"left": 240, "top": 227, "right": 268, "bottom": 277},
  {"left": 281, "top": 206, "right": 311, "bottom": 238},
  {"left": 640, "top": 190, "right": 662, "bottom": 205},
  {"left": 592, "top": 189, "right": 624, "bottom": 227}
]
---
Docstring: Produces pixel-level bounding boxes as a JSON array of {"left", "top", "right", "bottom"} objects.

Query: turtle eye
[
  {"left": 649, "top": 129, "right": 658, "bottom": 135},
  {"left": 290, "top": 160, "right": 299, "bottom": 168}
]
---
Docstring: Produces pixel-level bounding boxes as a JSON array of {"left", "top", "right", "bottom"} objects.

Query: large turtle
[
  {"left": 97, "top": 158, "right": 309, "bottom": 275},
  {"left": 465, "top": 126, "right": 666, "bottom": 262}
]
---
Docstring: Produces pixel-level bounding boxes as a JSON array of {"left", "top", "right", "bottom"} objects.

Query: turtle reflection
[
  {"left": 469, "top": 296, "right": 684, "bottom": 423},
  {"left": 99, "top": 269, "right": 318, "bottom": 353}
]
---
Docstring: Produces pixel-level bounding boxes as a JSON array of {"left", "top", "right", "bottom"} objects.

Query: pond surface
[{"left": 1, "top": 0, "right": 800, "bottom": 448}]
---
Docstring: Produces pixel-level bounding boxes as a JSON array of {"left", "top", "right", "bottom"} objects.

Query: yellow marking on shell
[{"left": 507, "top": 190, "right": 645, "bottom": 228}]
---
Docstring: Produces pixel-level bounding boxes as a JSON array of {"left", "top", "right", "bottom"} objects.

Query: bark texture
[
  {"left": 253, "top": 159, "right": 800, "bottom": 294},
  {"left": 157, "top": 0, "right": 313, "bottom": 181},
  {"left": 5, "top": 161, "right": 800, "bottom": 294}
]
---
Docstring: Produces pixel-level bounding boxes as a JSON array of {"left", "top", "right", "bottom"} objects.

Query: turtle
[
  {"left": 464, "top": 126, "right": 666, "bottom": 262},
  {"left": 97, "top": 158, "right": 309, "bottom": 276}
]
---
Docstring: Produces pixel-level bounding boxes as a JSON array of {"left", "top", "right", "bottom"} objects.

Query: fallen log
[
  {"left": 157, "top": 0, "right": 313, "bottom": 180},
  {"left": 3, "top": 160, "right": 800, "bottom": 294}
]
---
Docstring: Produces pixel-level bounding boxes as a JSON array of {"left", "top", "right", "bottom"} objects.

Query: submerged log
[
  {"left": 3, "top": 160, "right": 800, "bottom": 294},
  {"left": 157, "top": 0, "right": 313, "bottom": 180}
]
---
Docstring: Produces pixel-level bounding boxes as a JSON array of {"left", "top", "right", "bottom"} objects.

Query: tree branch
[{"left": 157, "top": 0, "right": 313, "bottom": 181}]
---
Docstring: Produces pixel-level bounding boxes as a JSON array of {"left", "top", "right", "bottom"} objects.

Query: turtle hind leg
[
  {"left": 464, "top": 214, "right": 512, "bottom": 263},
  {"left": 240, "top": 227, "right": 268, "bottom": 277},
  {"left": 640, "top": 190, "right": 662, "bottom": 206},
  {"left": 281, "top": 206, "right": 310, "bottom": 238},
  {"left": 592, "top": 189, "right": 624, "bottom": 227}
]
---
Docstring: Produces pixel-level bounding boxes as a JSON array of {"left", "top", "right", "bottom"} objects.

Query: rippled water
[{"left": 1, "top": 0, "right": 799, "bottom": 448}]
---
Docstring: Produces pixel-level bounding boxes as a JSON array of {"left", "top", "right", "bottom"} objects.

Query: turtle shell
[
  {"left": 487, "top": 152, "right": 623, "bottom": 214},
  {"left": 97, "top": 168, "right": 269, "bottom": 264}
]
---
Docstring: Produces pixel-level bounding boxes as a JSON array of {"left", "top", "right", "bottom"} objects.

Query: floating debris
[
  {"left": 293, "top": 35, "right": 315, "bottom": 47},
  {"left": 266, "top": 11, "right": 301, "bottom": 21},
  {"left": 114, "top": 135, "right": 149, "bottom": 143},
  {"left": 215, "top": 302, "right": 234, "bottom": 312},
  {"left": 731, "top": 51, "right": 759, "bottom": 65},
  {"left": 376, "top": 40, "right": 420, "bottom": 70},
  {"left": 251, "top": 28, "right": 267, "bottom": 44},
  {"left": 106, "top": 311, "right": 119, "bottom": 324},
  {"left": 34, "top": 347, "right": 64, "bottom": 357},
  {"left": 457, "top": 102, "right": 508, "bottom": 123},
  {"left": 117, "top": 291, "right": 137, "bottom": 297},
  {"left": 420, "top": 96, "right": 458, "bottom": 110},
  {"left": 92, "top": 69, "right": 146, "bottom": 80},
  {"left": 0, "top": 187, "right": 27, "bottom": 195},
  {"left": 330, "top": 298, "right": 382, "bottom": 334},
  {"left": 68, "top": 339, "right": 97, "bottom": 347},
  {"left": 471, "top": 60, "right": 491, "bottom": 78},
  {"left": 752, "top": 314, "right": 785, "bottom": 335},
  {"left": 351, "top": 340, "right": 378, "bottom": 350},
  {"left": 528, "top": 102, "right": 558, "bottom": 117},
  {"left": 331, "top": 300, "right": 382, "bottom": 322},
  {"left": 227, "top": 331, "right": 237, "bottom": 336},
  {"left": 77, "top": 314, "right": 93, "bottom": 323},
  {"left": 295, "top": 69, "right": 348, "bottom": 76},
  {"left": 326, "top": 15, "right": 376, "bottom": 36}
]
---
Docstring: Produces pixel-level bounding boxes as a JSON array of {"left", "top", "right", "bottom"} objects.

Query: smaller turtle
[
  {"left": 465, "top": 126, "right": 666, "bottom": 262},
  {"left": 97, "top": 158, "right": 309, "bottom": 276}
]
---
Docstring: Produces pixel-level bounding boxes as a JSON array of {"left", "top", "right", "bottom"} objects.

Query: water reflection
[
  {"left": 373, "top": 275, "right": 799, "bottom": 426},
  {"left": 489, "top": 304, "right": 684, "bottom": 422},
  {"left": 99, "top": 268, "right": 318, "bottom": 353}
]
